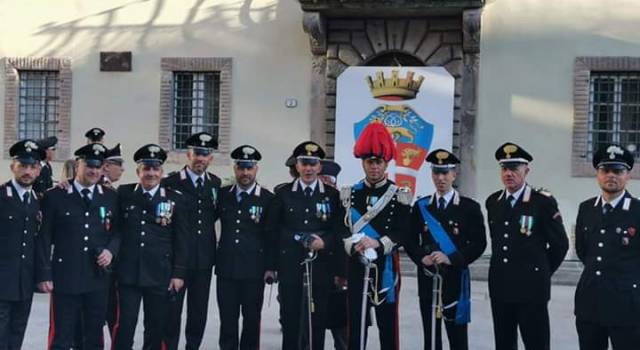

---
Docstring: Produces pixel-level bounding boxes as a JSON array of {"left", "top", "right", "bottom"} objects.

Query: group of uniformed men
[{"left": 0, "top": 121, "right": 638, "bottom": 350}]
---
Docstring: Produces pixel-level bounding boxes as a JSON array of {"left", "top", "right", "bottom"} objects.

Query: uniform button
[
  {"left": 58, "top": 258, "right": 63, "bottom": 262},
  {"left": 304, "top": 220, "right": 308, "bottom": 224},
  {"left": 22, "top": 242, "right": 26, "bottom": 247},
  {"left": 83, "top": 247, "right": 88, "bottom": 252},
  {"left": 391, "top": 204, "right": 395, "bottom": 208},
  {"left": 600, "top": 229, "right": 605, "bottom": 234},
  {"left": 235, "top": 239, "right": 239, "bottom": 244},
  {"left": 504, "top": 221, "right": 509, "bottom": 226},
  {"left": 23, "top": 230, "right": 27, "bottom": 234},
  {"left": 141, "top": 221, "right": 146, "bottom": 225},
  {"left": 237, "top": 210, "right": 242, "bottom": 214},
  {"left": 503, "top": 233, "right": 509, "bottom": 238},
  {"left": 198, "top": 220, "right": 202, "bottom": 224},
  {"left": 85, "top": 212, "right": 89, "bottom": 217},
  {"left": 235, "top": 229, "right": 240, "bottom": 233},
  {"left": 387, "top": 218, "right": 391, "bottom": 222},
  {"left": 634, "top": 284, "right": 638, "bottom": 289},
  {"left": 305, "top": 209, "right": 309, "bottom": 213},
  {"left": 503, "top": 258, "right": 508, "bottom": 263},
  {"left": 142, "top": 210, "right": 147, "bottom": 214},
  {"left": 84, "top": 224, "right": 89, "bottom": 229},
  {"left": 140, "top": 243, "right": 145, "bottom": 247},
  {"left": 197, "top": 230, "right": 201, "bottom": 234},
  {"left": 598, "top": 242, "right": 604, "bottom": 247},
  {"left": 390, "top": 211, "right": 394, "bottom": 215},
  {"left": 502, "top": 246, "right": 508, "bottom": 251},
  {"left": 385, "top": 226, "right": 389, "bottom": 229},
  {"left": 198, "top": 200, "right": 202, "bottom": 204},
  {"left": 21, "top": 255, "right": 25, "bottom": 259},
  {"left": 198, "top": 210, "right": 202, "bottom": 214},
  {"left": 141, "top": 232, "right": 146, "bottom": 236},
  {"left": 236, "top": 220, "right": 240, "bottom": 224},
  {"left": 84, "top": 236, "right": 89, "bottom": 241},
  {"left": 597, "top": 256, "right": 602, "bottom": 262},
  {"left": 534, "top": 267, "right": 539, "bottom": 271},
  {"left": 596, "top": 270, "right": 601, "bottom": 276},
  {"left": 25, "top": 217, "right": 29, "bottom": 222}
]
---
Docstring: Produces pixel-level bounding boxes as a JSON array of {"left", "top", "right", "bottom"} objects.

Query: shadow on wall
[{"left": 29, "top": 0, "right": 284, "bottom": 57}]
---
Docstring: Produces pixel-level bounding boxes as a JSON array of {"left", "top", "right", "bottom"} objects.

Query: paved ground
[{"left": 22, "top": 278, "right": 580, "bottom": 349}]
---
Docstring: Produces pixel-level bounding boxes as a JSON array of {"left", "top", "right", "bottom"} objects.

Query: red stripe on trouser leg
[
  {"left": 110, "top": 287, "right": 121, "bottom": 350},
  {"left": 48, "top": 294, "right": 55, "bottom": 350},
  {"left": 161, "top": 340, "right": 168, "bottom": 350}
]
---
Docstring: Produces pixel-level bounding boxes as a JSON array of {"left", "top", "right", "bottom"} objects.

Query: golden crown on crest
[{"left": 366, "top": 70, "right": 425, "bottom": 100}]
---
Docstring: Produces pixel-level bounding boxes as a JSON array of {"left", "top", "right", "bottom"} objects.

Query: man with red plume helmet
[{"left": 340, "top": 122, "right": 412, "bottom": 350}]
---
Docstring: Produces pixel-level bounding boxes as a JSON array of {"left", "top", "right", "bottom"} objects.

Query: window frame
[
  {"left": 3, "top": 57, "right": 72, "bottom": 160},
  {"left": 572, "top": 57, "right": 640, "bottom": 177},
  {"left": 159, "top": 58, "right": 232, "bottom": 165}
]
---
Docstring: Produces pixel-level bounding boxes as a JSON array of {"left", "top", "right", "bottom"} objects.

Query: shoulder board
[
  {"left": 172, "top": 189, "right": 183, "bottom": 195},
  {"left": 395, "top": 186, "right": 413, "bottom": 205},
  {"left": 534, "top": 187, "right": 553, "bottom": 197}
]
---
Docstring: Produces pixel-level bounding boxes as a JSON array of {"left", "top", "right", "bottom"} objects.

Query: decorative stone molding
[
  {"left": 462, "top": 8, "right": 481, "bottom": 54},
  {"left": 3, "top": 57, "right": 72, "bottom": 160},
  {"left": 159, "top": 57, "right": 232, "bottom": 165},
  {"left": 302, "top": 12, "right": 327, "bottom": 55},
  {"left": 571, "top": 56, "right": 640, "bottom": 177}
]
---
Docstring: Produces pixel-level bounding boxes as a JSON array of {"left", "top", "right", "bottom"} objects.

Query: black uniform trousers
[
  {"left": 49, "top": 290, "right": 108, "bottom": 350},
  {"left": 164, "top": 268, "right": 212, "bottom": 350},
  {"left": 216, "top": 277, "right": 264, "bottom": 350},
  {"left": 418, "top": 273, "right": 468, "bottom": 350},
  {"left": 73, "top": 276, "right": 119, "bottom": 350},
  {"left": 0, "top": 298, "right": 32, "bottom": 350},
  {"left": 347, "top": 277, "right": 399, "bottom": 350},
  {"left": 576, "top": 319, "right": 640, "bottom": 350},
  {"left": 112, "top": 284, "right": 170, "bottom": 350},
  {"left": 279, "top": 281, "right": 328, "bottom": 350},
  {"left": 490, "top": 300, "right": 549, "bottom": 350}
]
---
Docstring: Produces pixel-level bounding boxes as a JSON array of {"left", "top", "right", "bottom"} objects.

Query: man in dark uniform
[
  {"left": 33, "top": 136, "right": 57, "bottom": 196},
  {"left": 405, "top": 149, "right": 486, "bottom": 350},
  {"left": 485, "top": 142, "right": 568, "bottom": 350},
  {"left": 266, "top": 141, "right": 343, "bottom": 350},
  {"left": 85, "top": 128, "right": 106, "bottom": 144},
  {"left": 0, "top": 140, "right": 44, "bottom": 350},
  {"left": 36, "top": 143, "right": 120, "bottom": 350},
  {"left": 162, "top": 132, "right": 221, "bottom": 350},
  {"left": 319, "top": 160, "right": 348, "bottom": 350},
  {"left": 574, "top": 144, "right": 640, "bottom": 350},
  {"left": 340, "top": 122, "right": 411, "bottom": 350},
  {"left": 112, "top": 144, "right": 188, "bottom": 350},
  {"left": 216, "top": 145, "right": 274, "bottom": 350}
]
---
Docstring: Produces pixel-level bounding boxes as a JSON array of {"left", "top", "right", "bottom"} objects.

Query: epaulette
[
  {"left": 396, "top": 186, "right": 413, "bottom": 205},
  {"left": 535, "top": 187, "right": 553, "bottom": 197},
  {"left": 173, "top": 189, "right": 183, "bottom": 195}
]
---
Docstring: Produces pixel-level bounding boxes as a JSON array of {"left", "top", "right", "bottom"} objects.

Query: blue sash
[
  {"left": 417, "top": 199, "right": 471, "bottom": 324},
  {"left": 350, "top": 186, "right": 397, "bottom": 303}
]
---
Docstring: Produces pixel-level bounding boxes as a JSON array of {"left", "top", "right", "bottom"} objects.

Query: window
[
  {"left": 572, "top": 57, "right": 640, "bottom": 176},
  {"left": 159, "top": 57, "right": 232, "bottom": 164},
  {"left": 3, "top": 58, "right": 72, "bottom": 159},
  {"left": 18, "top": 70, "right": 60, "bottom": 140},
  {"left": 588, "top": 73, "right": 640, "bottom": 159},
  {"left": 172, "top": 72, "right": 220, "bottom": 150}
]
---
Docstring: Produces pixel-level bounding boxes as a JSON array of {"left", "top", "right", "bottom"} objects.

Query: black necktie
[
  {"left": 81, "top": 188, "right": 92, "bottom": 206},
  {"left": 506, "top": 195, "right": 514, "bottom": 208},
  {"left": 196, "top": 177, "right": 203, "bottom": 189},
  {"left": 438, "top": 197, "right": 446, "bottom": 211},
  {"left": 603, "top": 203, "right": 613, "bottom": 215},
  {"left": 143, "top": 192, "right": 153, "bottom": 201},
  {"left": 304, "top": 187, "right": 313, "bottom": 198},
  {"left": 239, "top": 191, "right": 249, "bottom": 203},
  {"left": 22, "top": 192, "right": 30, "bottom": 206}
]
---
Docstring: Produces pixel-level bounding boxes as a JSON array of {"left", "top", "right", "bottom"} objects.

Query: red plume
[{"left": 353, "top": 122, "right": 396, "bottom": 162}]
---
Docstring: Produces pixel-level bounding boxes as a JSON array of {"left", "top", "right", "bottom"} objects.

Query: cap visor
[
  {"left": 597, "top": 162, "right": 629, "bottom": 170},
  {"left": 191, "top": 147, "right": 212, "bottom": 156},
  {"left": 15, "top": 157, "right": 38, "bottom": 165},
  {"left": 138, "top": 159, "right": 162, "bottom": 167},
  {"left": 235, "top": 160, "right": 256, "bottom": 169}
]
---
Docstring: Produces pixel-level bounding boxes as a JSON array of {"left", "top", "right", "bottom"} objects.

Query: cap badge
[
  {"left": 305, "top": 143, "right": 318, "bottom": 156},
  {"left": 606, "top": 145, "right": 624, "bottom": 159},
  {"left": 435, "top": 151, "right": 449, "bottom": 165},
  {"left": 148, "top": 145, "right": 161, "bottom": 158},
  {"left": 25, "top": 141, "right": 38, "bottom": 152},
  {"left": 503, "top": 144, "right": 518, "bottom": 159}
]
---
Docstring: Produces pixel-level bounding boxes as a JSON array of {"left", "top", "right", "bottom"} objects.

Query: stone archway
[{"left": 301, "top": 5, "right": 482, "bottom": 195}]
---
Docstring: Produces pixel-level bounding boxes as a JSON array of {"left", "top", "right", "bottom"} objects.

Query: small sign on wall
[{"left": 100, "top": 52, "right": 132, "bottom": 72}]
